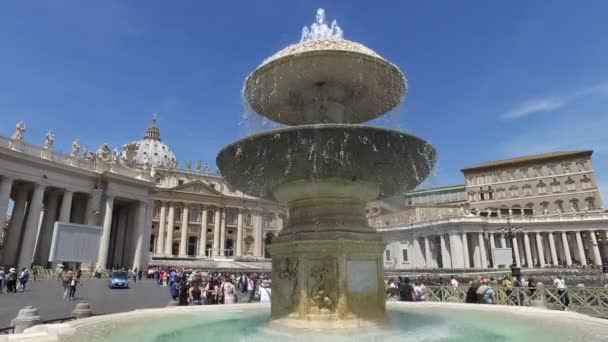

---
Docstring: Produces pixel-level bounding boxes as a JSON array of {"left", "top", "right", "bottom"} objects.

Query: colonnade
[
  {"left": 412, "top": 229, "right": 608, "bottom": 269},
  {"left": 153, "top": 201, "right": 272, "bottom": 258},
  {"left": 0, "top": 174, "right": 153, "bottom": 271}
]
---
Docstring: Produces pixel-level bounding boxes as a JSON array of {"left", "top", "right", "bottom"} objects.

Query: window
[
  {"left": 487, "top": 186, "right": 493, "bottom": 200},
  {"left": 570, "top": 199, "right": 579, "bottom": 212},
  {"left": 548, "top": 164, "right": 557, "bottom": 175},
  {"left": 562, "top": 162, "right": 572, "bottom": 173},
  {"left": 555, "top": 200, "right": 564, "bottom": 213},
  {"left": 385, "top": 250, "right": 391, "bottom": 262},
  {"left": 581, "top": 175, "right": 592, "bottom": 189},
  {"left": 509, "top": 186, "right": 519, "bottom": 197},
  {"left": 577, "top": 160, "right": 588, "bottom": 171},
  {"left": 507, "top": 171, "right": 515, "bottom": 180},
  {"left": 189, "top": 207, "right": 200, "bottom": 222},
  {"left": 522, "top": 184, "right": 532, "bottom": 196},
  {"left": 540, "top": 201, "right": 549, "bottom": 214},
  {"left": 402, "top": 249, "right": 408, "bottom": 262},
  {"left": 178, "top": 179, "right": 184, "bottom": 186},
  {"left": 496, "top": 187, "right": 506, "bottom": 199},
  {"left": 537, "top": 180, "right": 547, "bottom": 194},
  {"left": 468, "top": 192, "right": 476, "bottom": 201},
  {"left": 550, "top": 178, "right": 561, "bottom": 192},
  {"left": 485, "top": 175, "right": 492, "bottom": 184},
  {"left": 175, "top": 208, "right": 182, "bottom": 220},
  {"left": 479, "top": 187, "right": 485, "bottom": 200},
  {"left": 534, "top": 167, "right": 543, "bottom": 177},
  {"left": 565, "top": 177, "right": 576, "bottom": 191},
  {"left": 586, "top": 197, "right": 596, "bottom": 210},
  {"left": 519, "top": 168, "right": 529, "bottom": 179},
  {"left": 493, "top": 173, "right": 501, "bottom": 182}
]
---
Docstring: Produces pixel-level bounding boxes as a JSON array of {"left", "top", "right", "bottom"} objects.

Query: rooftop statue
[
  {"left": 81, "top": 147, "right": 88, "bottom": 159},
  {"left": 300, "top": 8, "right": 343, "bottom": 42},
  {"left": 94, "top": 144, "right": 112, "bottom": 162},
  {"left": 70, "top": 139, "right": 80, "bottom": 157},
  {"left": 185, "top": 160, "right": 191, "bottom": 170},
  {"left": 121, "top": 142, "right": 139, "bottom": 165},
  {"left": 44, "top": 130, "right": 55, "bottom": 149},
  {"left": 11, "top": 121, "right": 26, "bottom": 140},
  {"left": 204, "top": 163, "right": 209, "bottom": 173},
  {"left": 196, "top": 160, "right": 202, "bottom": 171}
]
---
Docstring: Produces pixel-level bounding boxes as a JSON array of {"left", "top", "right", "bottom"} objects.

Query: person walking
[
  {"left": 69, "top": 273, "right": 80, "bottom": 300},
  {"left": 59, "top": 269, "right": 73, "bottom": 300},
  {"left": 6, "top": 268, "right": 17, "bottom": 293},
  {"left": 259, "top": 280, "right": 271, "bottom": 304},
  {"left": 221, "top": 277, "right": 237, "bottom": 304},
  {"left": 189, "top": 280, "right": 203, "bottom": 305},
  {"left": 0, "top": 267, "right": 5, "bottom": 293},
  {"left": 17, "top": 268, "right": 29, "bottom": 292},
  {"left": 554, "top": 274, "right": 569, "bottom": 311},
  {"left": 413, "top": 280, "right": 426, "bottom": 302},
  {"left": 398, "top": 277, "right": 415, "bottom": 302}
]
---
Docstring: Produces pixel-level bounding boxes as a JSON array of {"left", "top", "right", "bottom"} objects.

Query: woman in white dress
[
  {"left": 221, "top": 277, "right": 237, "bottom": 304},
  {"left": 259, "top": 280, "right": 271, "bottom": 304}
]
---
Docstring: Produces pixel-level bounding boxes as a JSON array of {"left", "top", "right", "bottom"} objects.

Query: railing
[
  {"left": 0, "top": 134, "right": 150, "bottom": 179},
  {"left": 422, "top": 285, "right": 608, "bottom": 318}
]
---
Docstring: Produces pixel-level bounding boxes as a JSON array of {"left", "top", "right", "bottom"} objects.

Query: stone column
[
  {"left": 112, "top": 207, "right": 128, "bottom": 266},
  {"left": 58, "top": 190, "right": 73, "bottom": 223},
  {"left": 523, "top": 233, "right": 533, "bottom": 267},
  {"left": 236, "top": 210, "right": 243, "bottom": 257},
  {"left": 255, "top": 213, "right": 264, "bottom": 257},
  {"left": 0, "top": 177, "right": 13, "bottom": 238},
  {"left": 575, "top": 231, "right": 587, "bottom": 266},
  {"left": 449, "top": 232, "right": 464, "bottom": 268},
  {"left": 131, "top": 201, "right": 147, "bottom": 270},
  {"left": 512, "top": 236, "right": 521, "bottom": 267},
  {"left": 478, "top": 232, "right": 488, "bottom": 269},
  {"left": 213, "top": 208, "right": 221, "bottom": 256},
  {"left": 35, "top": 191, "right": 59, "bottom": 265},
  {"left": 3, "top": 186, "right": 28, "bottom": 265},
  {"left": 96, "top": 196, "right": 114, "bottom": 270},
  {"left": 165, "top": 203, "right": 175, "bottom": 256},
  {"left": 500, "top": 233, "right": 507, "bottom": 248},
  {"left": 535, "top": 233, "right": 545, "bottom": 267},
  {"left": 489, "top": 233, "right": 497, "bottom": 268},
  {"left": 462, "top": 232, "right": 470, "bottom": 268},
  {"left": 198, "top": 207, "right": 208, "bottom": 257},
  {"left": 412, "top": 237, "right": 422, "bottom": 267},
  {"left": 561, "top": 232, "right": 573, "bottom": 266},
  {"left": 423, "top": 236, "right": 432, "bottom": 268},
  {"left": 141, "top": 201, "right": 155, "bottom": 269},
  {"left": 178, "top": 204, "right": 189, "bottom": 257},
  {"left": 589, "top": 232, "right": 603, "bottom": 266},
  {"left": 220, "top": 209, "right": 227, "bottom": 256},
  {"left": 440, "top": 234, "right": 450, "bottom": 268},
  {"left": 548, "top": 232, "right": 559, "bottom": 266},
  {"left": 18, "top": 184, "right": 45, "bottom": 268},
  {"left": 155, "top": 203, "right": 167, "bottom": 255},
  {"left": 603, "top": 232, "right": 608, "bottom": 264},
  {"left": 84, "top": 192, "right": 97, "bottom": 226}
]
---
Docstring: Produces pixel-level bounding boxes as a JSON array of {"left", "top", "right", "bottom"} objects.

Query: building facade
[
  {"left": 0, "top": 119, "right": 284, "bottom": 270},
  {"left": 378, "top": 151, "right": 608, "bottom": 270}
]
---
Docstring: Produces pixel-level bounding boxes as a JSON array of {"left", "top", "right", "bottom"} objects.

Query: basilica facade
[{"left": 0, "top": 118, "right": 284, "bottom": 270}]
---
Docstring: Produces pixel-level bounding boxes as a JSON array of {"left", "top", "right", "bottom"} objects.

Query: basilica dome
[{"left": 128, "top": 117, "right": 178, "bottom": 169}]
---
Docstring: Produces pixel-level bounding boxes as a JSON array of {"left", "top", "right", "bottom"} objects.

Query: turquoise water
[{"left": 63, "top": 305, "right": 608, "bottom": 342}]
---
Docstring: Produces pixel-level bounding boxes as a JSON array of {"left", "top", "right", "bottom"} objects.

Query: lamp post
[{"left": 498, "top": 217, "right": 524, "bottom": 277}]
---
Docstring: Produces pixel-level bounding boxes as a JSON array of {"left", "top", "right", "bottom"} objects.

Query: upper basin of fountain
[
  {"left": 216, "top": 124, "right": 435, "bottom": 202},
  {"left": 243, "top": 10, "right": 406, "bottom": 126}
]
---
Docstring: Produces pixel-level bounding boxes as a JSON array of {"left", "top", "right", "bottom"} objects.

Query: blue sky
[{"left": 1, "top": 1, "right": 608, "bottom": 200}]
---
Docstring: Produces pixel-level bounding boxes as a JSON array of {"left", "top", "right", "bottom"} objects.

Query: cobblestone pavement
[{"left": 0, "top": 278, "right": 169, "bottom": 327}]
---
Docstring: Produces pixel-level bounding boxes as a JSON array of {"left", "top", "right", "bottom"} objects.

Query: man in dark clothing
[{"left": 399, "top": 277, "right": 415, "bottom": 302}]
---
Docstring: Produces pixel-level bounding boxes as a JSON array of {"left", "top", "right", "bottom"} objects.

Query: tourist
[
  {"left": 465, "top": 279, "right": 481, "bottom": 303},
  {"left": 512, "top": 276, "right": 523, "bottom": 306},
  {"left": 169, "top": 269, "right": 177, "bottom": 287},
  {"left": 259, "top": 279, "right": 272, "bottom": 304},
  {"left": 170, "top": 278, "right": 180, "bottom": 301},
  {"left": 386, "top": 278, "right": 399, "bottom": 300},
  {"left": 398, "top": 277, "right": 415, "bottom": 302},
  {"left": 478, "top": 279, "right": 496, "bottom": 304},
  {"left": 449, "top": 276, "right": 459, "bottom": 287},
  {"left": 0, "top": 267, "right": 5, "bottom": 293},
  {"left": 221, "top": 277, "right": 237, "bottom": 304},
  {"left": 6, "top": 268, "right": 17, "bottom": 293},
  {"left": 178, "top": 277, "right": 189, "bottom": 305},
  {"left": 247, "top": 274, "right": 256, "bottom": 302},
  {"left": 138, "top": 269, "right": 143, "bottom": 281},
  {"left": 528, "top": 276, "right": 537, "bottom": 299},
  {"left": 130, "top": 269, "right": 137, "bottom": 284},
  {"left": 69, "top": 272, "right": 80, "bottom": 300},
  {"left": 413, "top": 280, "right": 426, "bottom": 302},
  {"left": 17, "top": 268, "right": 29, "bottom": 292},
  {"left": 189, "top": 280, "right": 203, "bottom": 305},
  {"left": 554, "top": 274, "right": 569, "bottom": 311}
]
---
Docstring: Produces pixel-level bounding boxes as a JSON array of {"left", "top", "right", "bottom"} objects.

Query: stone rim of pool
[{"left": 13, "top": 302, "right": 608, "bottom": 342}]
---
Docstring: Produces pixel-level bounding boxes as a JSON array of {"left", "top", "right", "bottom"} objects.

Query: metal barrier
[{"left": 423, "top": 286, "right": 608, "bottom": 318}]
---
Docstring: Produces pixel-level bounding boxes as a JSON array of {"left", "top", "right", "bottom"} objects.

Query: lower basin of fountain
[{"left": 19, "top": 303, "right": 608, "bottom": 342}]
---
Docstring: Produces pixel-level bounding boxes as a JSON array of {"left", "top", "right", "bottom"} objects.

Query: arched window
[
  {"left": 569, "top": 199, "right": 579, "bottom": 212},
  {"left": 540, "top": 201, "right": 549, "bottom": 214},
  {"left": 555, "top": 200, "right": 564, "bottom": 213}
]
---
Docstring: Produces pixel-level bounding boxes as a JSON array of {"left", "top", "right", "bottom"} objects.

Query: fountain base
[{"left": 268, "top": 238, "right": 387, "bottom": 327}]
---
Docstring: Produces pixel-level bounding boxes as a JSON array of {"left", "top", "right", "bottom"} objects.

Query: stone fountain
[{"left": 217, "top": 8, "right": 436, "bottom": 329}]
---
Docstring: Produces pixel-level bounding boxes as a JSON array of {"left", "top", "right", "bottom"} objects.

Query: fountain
[
  {"left": 12, "top": 9, "right": 608, "bottom": 342},
  {"left": 217, "top": 7, "right": 435, "bottom": 329}
]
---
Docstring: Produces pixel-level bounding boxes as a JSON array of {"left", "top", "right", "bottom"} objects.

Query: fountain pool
[{"left": 19, "top": 303, "right": 608, "bottom": 342}]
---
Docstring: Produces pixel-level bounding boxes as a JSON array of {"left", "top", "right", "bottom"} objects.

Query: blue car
[{"left": 108, "top": 270, "right": 129, "bottom": 289}]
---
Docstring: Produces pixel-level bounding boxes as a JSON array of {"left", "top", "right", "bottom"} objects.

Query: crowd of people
[
  {"left": 0, "top": 267, "right": 30, "bottom": 293},
  {"left": 146, "top": 267, "right": 272, "bottom": 306},
  {"left": 385, "top": 273, "right": 572, "bottom": 309}
]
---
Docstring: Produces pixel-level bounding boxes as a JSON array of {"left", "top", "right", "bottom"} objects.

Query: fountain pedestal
[{"left": 269, "top": 239, "right": 386, "bottom": 329}]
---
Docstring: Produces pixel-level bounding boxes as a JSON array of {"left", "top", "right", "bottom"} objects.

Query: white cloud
[
  {"left": 500, "top": 81, "right": 608, "bottom": 120},
  {"left": 500, "top": 98, "right": 564, "bottom": 120}
]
